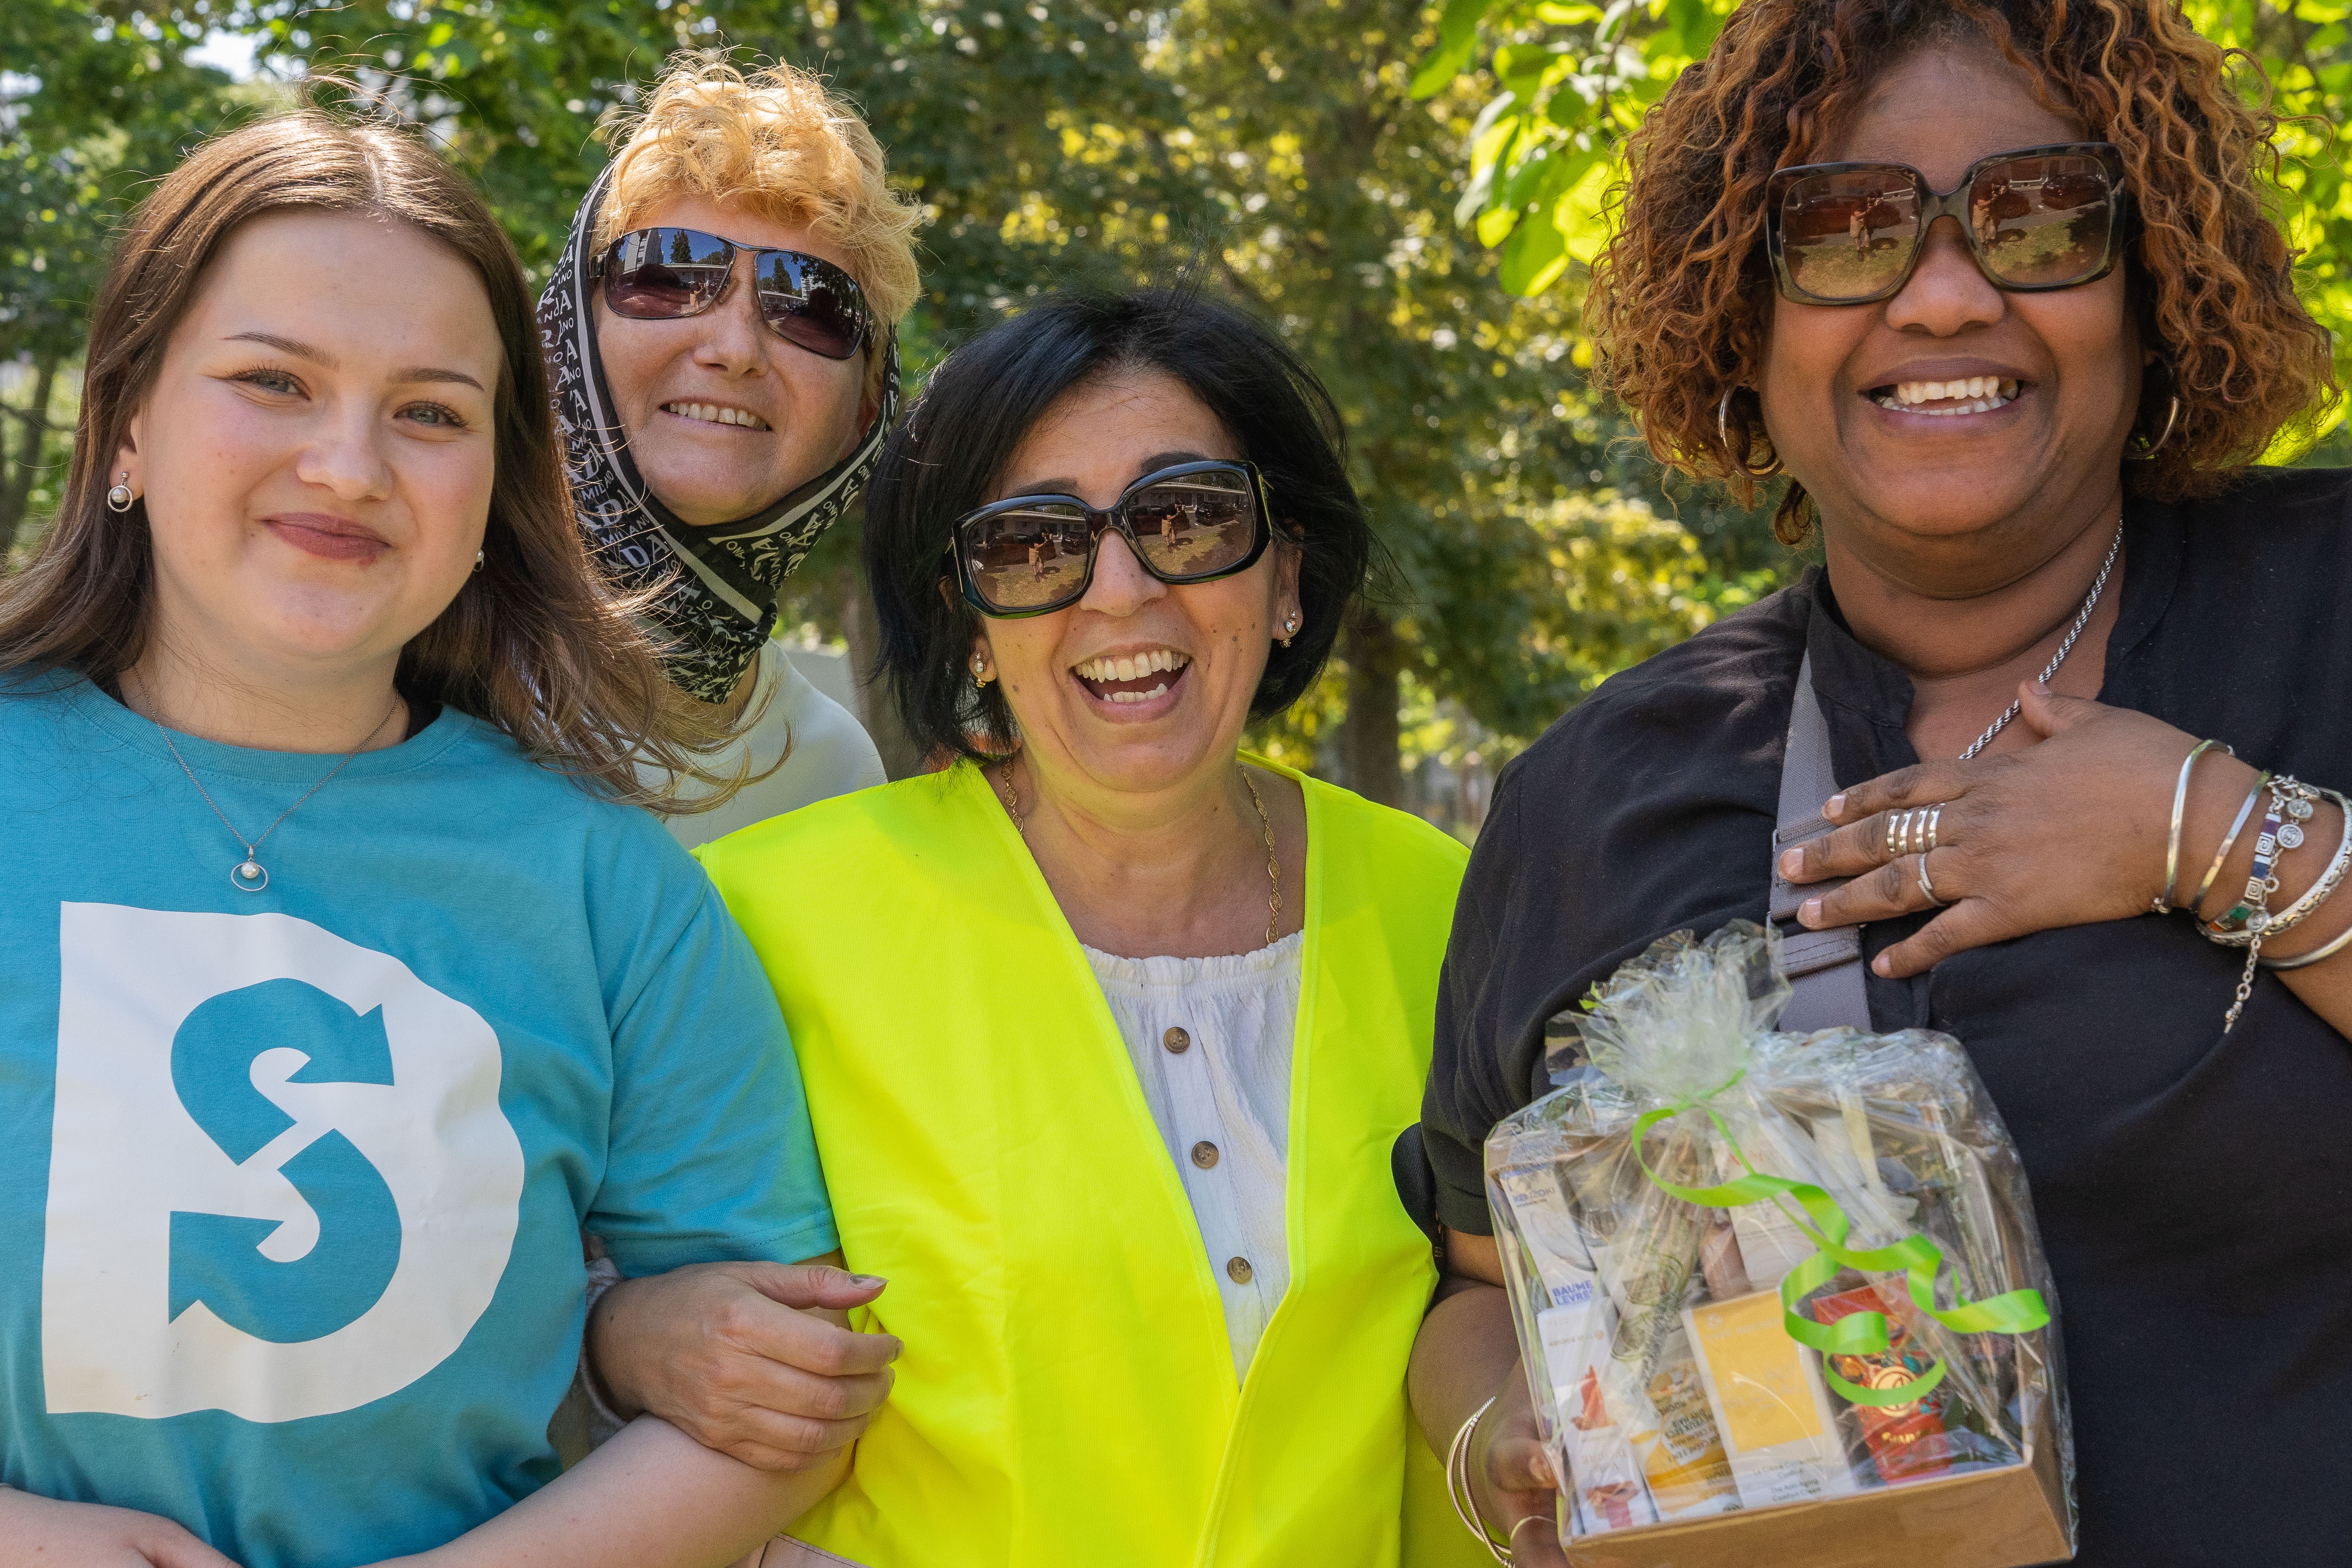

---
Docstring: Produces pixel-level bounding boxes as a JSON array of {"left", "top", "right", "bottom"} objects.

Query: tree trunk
[
  {"left": 1339, "top": 606, "right": 1407, "bottom": 807},
  {"left": 833, "top": 551, "right": 925, "bottom": 781},
  {"left": 0, "top": 352, "right": 61, "bottom": 559}
]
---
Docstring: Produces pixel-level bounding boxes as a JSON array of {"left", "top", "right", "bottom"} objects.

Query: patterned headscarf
[{"left": 536, "top": 165, "right": 900, "bottom": 703}]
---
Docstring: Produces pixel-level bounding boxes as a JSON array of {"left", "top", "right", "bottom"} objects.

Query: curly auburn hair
[{"left": 1586, "top": 0, "right": 2340, "bottom": 543}]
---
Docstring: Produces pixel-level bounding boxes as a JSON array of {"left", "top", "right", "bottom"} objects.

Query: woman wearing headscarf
[
  {"left": 588, "top": 290, "right": 1488, "bottom": 1567},
  {"left": 531, "top": 60, "right": 926, "bottom": 1492},
  {"left": 536, "top": 57, "right": 919, "bottom": 848},
  {"left": 1400, "top": 3, "right": 2345, "bottom": 1565}
]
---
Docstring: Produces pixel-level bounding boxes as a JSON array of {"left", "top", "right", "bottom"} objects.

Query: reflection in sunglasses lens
[
  {"left": 1972, "top": 155, "right": 2111, "bottom": 288},
  {"left": 1129, "top": 477, "right": 1257, "bottom": 579},
  {"left": 755, "top": 255, "right": 865, "bottom": 360},
  {"left": 1781, "top": 170, "right": 1919, "bottom": 301},
  {"left": 969, "top": 504, "right": 1095, "bottom": 610}
]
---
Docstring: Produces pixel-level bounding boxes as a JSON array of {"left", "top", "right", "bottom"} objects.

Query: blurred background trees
[{"left": 4, "top": 0, "right": 2343, "bottom": 828}]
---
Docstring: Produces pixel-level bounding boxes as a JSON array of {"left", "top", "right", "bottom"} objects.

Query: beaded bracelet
[
  {"left": 2205, "top": 778, "right": 2315, "bottom": 939},
  {"left": 2212, "top": 777, "right": 2316, "bottom": 1031}
]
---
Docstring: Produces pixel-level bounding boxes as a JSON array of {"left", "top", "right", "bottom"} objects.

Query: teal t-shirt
[{"left": 0, "top": 675, "right": 837, "bottom": 1568}]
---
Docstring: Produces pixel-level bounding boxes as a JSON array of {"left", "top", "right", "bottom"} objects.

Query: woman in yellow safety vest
[{"left": 587, "top": 289, "right": 1488, "bottom": 1568}]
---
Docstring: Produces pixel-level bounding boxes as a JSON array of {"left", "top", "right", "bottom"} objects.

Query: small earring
[
  {"left": 971, "top": 653, "right": 993, "bottom": 689},
  {"left": 105, "top": 472, "right": 135, "bottom": 513},
  {"left": 472, "top": 548, "right": 484, "bottom": 573},
  {"left": 1278, "top": 613, "right": 1299, "bottom": 648},
  {"left": 1717, "top": 388, "right": 1782, "bottom": 479}
]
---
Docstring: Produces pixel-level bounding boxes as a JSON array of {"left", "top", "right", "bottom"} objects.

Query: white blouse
[{"left": 1083, "top": 932, "right": 1303, "bottom": 1381}]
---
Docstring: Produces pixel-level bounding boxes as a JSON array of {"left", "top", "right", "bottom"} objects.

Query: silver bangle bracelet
[
  {"left": 2262, "top": 791, "right": 2352, "bottom": 969},
  {"left": 2156, "top": 739, "right": 2231, "bottom": 914},
  {"left": 1445, "top": 1395, "right": 1518, "bottom": 1565}
]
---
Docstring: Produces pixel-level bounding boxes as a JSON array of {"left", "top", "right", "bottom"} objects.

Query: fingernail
[
  {"left": 1824, "top": 793, "right": 1845, "bottom": 819},
  {"left": 850, "top": 1275, "right": 887, "bottom": 1288},
  {"left": 1799, "top": 897, "right": 1822, "bottom": 926},
  {"left": 1778, "top": 848, "right": 1801, "bottom": 878},
  {"left": 1873, "top": 954, "right": 1892, "bottom": 976}
]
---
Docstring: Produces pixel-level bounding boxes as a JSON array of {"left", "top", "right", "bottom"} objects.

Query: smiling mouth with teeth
[
  {"left": 661, "top": 401, "right": 773, "bottom": 431},
  {"left": 1072, "top": 648, "right": 1191, "bottom": 705},
  {"left": 1870, "top": 376, "right": 2023, "bottom": 417}
]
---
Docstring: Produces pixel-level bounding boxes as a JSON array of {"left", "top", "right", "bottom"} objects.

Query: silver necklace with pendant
[
  {"left": 1955, "top": 520, "right": 2124, "bottom": 762},
  {"left": 133, "top": 678, "right": 404, "bottom": 892}
]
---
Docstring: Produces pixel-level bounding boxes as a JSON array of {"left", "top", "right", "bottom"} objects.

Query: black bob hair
[{"left": 864, "top": 287, "right": 1373, "bottom": 764}]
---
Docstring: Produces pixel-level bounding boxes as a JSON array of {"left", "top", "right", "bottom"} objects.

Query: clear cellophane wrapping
[{"left": 1485, "top": 922, "right": 2073, "bottom": 1555}]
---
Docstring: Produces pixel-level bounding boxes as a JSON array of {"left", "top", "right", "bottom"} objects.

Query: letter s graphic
[{"left": 43, "top": 905, "right": 525, "bottom": 1423}]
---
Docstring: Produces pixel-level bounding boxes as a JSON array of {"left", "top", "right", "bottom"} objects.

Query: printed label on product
[
  {"left": 1538, "top": 1302, "right": 1659, "bottom": 1536},
  {"left": 1682, "top": 1287, "right": 1856, "bottom": 1511}
]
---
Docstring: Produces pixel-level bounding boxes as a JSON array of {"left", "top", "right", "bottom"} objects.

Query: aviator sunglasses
[
  {"left": 949, "top": 460, "right": 1277, "bottom": 617},
  {"left": 1765, "top": 143, "right": 2129, "bottom": 306},
  {"left": 593, "top": 226, "right": 873, "bottom": 360}
]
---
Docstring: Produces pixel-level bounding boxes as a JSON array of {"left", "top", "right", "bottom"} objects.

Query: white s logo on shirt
[{"left": 42, "top": 904, "right": 525, "bottom": 1422}]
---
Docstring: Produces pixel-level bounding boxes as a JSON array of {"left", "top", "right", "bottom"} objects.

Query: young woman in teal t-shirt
[{"left": 0, "top": 110, "right": 889, "bottom": 1568}]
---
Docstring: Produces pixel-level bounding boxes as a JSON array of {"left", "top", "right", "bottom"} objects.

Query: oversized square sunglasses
[
  {"left": 1765, "top": 143, "right": 2129, "bottom": 306},
  {"left": 948, "top": 460, "right": 1277, "bottom": 618},
  {"left": 592, "top": 226, "right": 873, "bottom": 361}
]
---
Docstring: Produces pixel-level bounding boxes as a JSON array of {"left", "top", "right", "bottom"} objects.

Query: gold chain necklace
[{"left": 996, "top": 756, "right": 1282, "bottom": 947}]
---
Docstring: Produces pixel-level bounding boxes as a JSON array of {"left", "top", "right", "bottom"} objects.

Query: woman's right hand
[
  {"left": 1466, "top": 1367, "right": 1572, "bottom": 1568},
  {"left": 586, "top": 1255, "right": 901, "bottom": 1471},
  {"left": 0, "top": 1489, "right": 242, "bottom": 1568}
]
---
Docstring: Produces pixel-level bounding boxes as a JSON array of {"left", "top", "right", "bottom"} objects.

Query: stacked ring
[
  {"left": 1919, "top": 853, "right": 1944, "bottom": 907},
  {"left": 1886, "top": 805, "right": 1945, "bottom": 860}
]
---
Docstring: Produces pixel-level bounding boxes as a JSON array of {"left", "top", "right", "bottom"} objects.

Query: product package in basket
[{"left": 1486, "top": 922, "right": 2073, "bottom": 1568}]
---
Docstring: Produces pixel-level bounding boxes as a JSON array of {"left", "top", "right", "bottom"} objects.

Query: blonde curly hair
[
  {"left": 599, "top": 55, "right": 922, "bottom": 398},
  {"left": 1587, "top": 0, "right": 2339, "bottom": 544}
]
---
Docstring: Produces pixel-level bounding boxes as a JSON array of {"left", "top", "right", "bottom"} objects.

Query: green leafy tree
[{"left": 0, "top": 2, "right": 250, "bottom": 553}]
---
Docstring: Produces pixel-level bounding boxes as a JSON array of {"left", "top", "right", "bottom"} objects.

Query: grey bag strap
[{"left": 1772, "top": 653, "right": 1873, "bottom": 1032}]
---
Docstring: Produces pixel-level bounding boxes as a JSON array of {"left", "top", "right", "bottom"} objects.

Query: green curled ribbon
[{"left": 1629, "top": 1091, "right": 2049, "bottom": 1410}]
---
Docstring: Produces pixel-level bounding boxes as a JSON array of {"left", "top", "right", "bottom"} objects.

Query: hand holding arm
[{"left": 588, "top": 1252, "right": 900, "bottom": 1471}]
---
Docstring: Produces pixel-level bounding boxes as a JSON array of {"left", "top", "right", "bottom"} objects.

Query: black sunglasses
[
  {"left": 948, "top": 460, "right": 1276, "bottom": 618},
  {"left": 593, "top": 226, "right": 873, "bottom": 361},
  {"left": 1765, "top": 142, "right": 2129, "bottom": 306}
]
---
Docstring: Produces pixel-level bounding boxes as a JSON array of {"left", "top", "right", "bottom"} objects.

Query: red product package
[{"left": 1812, "top": 1285, "right": 1954, "bottom": 1485}]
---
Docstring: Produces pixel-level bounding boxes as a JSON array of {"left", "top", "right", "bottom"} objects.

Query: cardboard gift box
[{"left": 1488, "top": 924, "right": 2074, "bottom": 1568}]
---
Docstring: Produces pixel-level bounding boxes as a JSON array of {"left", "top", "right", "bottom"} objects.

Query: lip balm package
[{"left": 1486, "top": 923, "right": 2075, "bottom": 1568}]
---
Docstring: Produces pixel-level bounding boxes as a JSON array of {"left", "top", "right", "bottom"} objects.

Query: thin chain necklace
[
  {"left": 131, "top": 674, "right": 405, "bottom": 893},
  {"left": 997, "top": 756, "right": 1283, "bottom": 947},
  {"left": 1956, "top": 520, "right": 2123, "bottom": 762}
]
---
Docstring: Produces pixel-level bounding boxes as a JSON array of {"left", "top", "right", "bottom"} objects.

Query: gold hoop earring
[
  {"left": 105, "top": 472, "right": 135, "bottom": 513},
  {"left": 2132, "top": 394, "right": 2182, "bottom": 459},
  {"left": 1717, "top": 388, "right": 1782, "bottom": 478}
]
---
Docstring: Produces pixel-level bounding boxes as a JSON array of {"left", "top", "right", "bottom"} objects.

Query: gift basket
[{"left": 1486, "top": 922, "right": 2072, "bottom": 1568}]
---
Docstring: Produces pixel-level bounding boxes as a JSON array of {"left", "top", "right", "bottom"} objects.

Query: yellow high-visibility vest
[{"left": 699, "top": 755, "right": 1485, "bottom": 1568}]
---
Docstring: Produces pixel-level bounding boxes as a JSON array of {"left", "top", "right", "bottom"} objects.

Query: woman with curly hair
[{"left": 1399, "top": 2, "right": 2344, "bottom": 1564}]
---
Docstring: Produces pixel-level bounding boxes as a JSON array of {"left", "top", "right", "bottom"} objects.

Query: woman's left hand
[{"left": 1778, "top": 683, "right": 2195, "bottom": 978}]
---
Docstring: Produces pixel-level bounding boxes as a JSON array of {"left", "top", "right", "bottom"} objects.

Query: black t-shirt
[{"left": 1404, "top": 466, "right": 2352, "bottom": 1567}]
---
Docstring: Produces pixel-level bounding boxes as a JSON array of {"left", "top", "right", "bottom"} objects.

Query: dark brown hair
[
  {"left": 1586, "top": 0, "right": 2341, "bottom": 543},
  {"left": 0, "top": 107, "right": 744, "bottom": 809}
]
